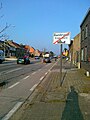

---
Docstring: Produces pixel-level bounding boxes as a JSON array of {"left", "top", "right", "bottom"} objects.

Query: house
[
  {"left": 0, "top": 40, "right": 10, "bottom": 57},
  {"left": 0, "top": 40, "right": 4, "bottom": 51},
  {"left": 24, "top": 45, "right": 35, "bottom": 57},
  {"left": 24, "top": 45, "right": 31, "bottom": 56},
  {"left": 30, "top": 46, "right": 35, "bottom": 57},
  {"left": 73, "top": 33, "right": 81, "bottom": 68},
  {"left": 80, "top": 8, "right": 90, "bottom": 73},
  {"left": 34, "top": 49, "right": 41, "bottom": 57},
  {"left": 6, "top": 40, "right": 26, "bottom": 58},
  {"left": 7, "top": 40, "right": 20, "bottom": 57}
]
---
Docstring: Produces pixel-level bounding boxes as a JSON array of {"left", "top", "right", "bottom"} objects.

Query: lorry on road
[{"left": 0, "top": 50, "right": 5, "bottom": 63}]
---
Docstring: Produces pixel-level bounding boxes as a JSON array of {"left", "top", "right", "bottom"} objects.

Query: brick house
[
  {"left": 80, "top": 8, "right": 90, "bottom": 73},
  {"left": 73, "top": 33, "right": 81, "bottom": 68}
]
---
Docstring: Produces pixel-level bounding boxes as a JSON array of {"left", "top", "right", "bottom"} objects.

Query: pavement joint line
[
  {"left": 23, "top": 75, "right": 30, "bottom": 80},
  {"left": 30, "top": 84, "right": 38, "bottom": 91},
  {"left": 8, "top": 82, "right": 20, "bottom": 89},
  {"left": 1, "top": 102, "right": 23, "bottom": 120}
]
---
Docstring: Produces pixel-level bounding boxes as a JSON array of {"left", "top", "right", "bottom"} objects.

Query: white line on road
[
  {"left": 6, "top": 68, "right": 22, "bottom": 74},
  {"left": 30, "top": 84, "right": 38, "bottom": 91},
  {"left": 2, "top": 102, "right": 23, "bottom": 120},
  {"left": 23, "top": 75, "right": 30, "bottom": 79},
  {"left": 40, "top": 76, "right": 44, "bottom": 81},
  {"left": 32, "top": 72, "right": 36, "bottom": 75},
  {"left": 8, "top": 82, "right": 20, "bottom": 89},
  {"left": 45, "top": 72, "right": 48, "bottom": 75}
]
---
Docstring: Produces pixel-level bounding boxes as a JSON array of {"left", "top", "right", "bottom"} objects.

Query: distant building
[
  {"left": 30, "top": 46, "right": 35, "bottom": 57},
  {"left": 80, "top": 8, "right": 90, "bottom": 73},
  {"left": 34, "top": 49, "right": 41, "bottom": 57}
]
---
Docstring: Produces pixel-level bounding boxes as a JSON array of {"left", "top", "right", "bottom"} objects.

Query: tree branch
[{"left": 0, "top": 23, "right": 11, "bottom": 34}]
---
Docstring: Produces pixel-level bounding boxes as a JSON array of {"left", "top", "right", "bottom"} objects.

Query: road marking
[
  {"left": 23, "top": 75, "right": 30, "bottom": 79},
  {"left": 48, "top": 69, "right": 51, "bottom": 72},
  {"left": 32, "top": 72, "right": 36, "bottom": 75},
  {"left": 2, "top": 102, "right": 23, "bottom": 120},
  {"left": 30, "top": 84, "right": 38, "bottom": 91},
  {"left": 45, "top": 72, "right": 48, "bottom": 75},
  {"left": 6, "top": 68, "right": 22, "bottom": 74},
  {"left": 8, "top": 82, "right": 20, "bottom": 89},
  {"left": 40, "top": 76, "right": 44, "bottom": 81},
  {"left": 38, "top": 69, "right": 41, "bottom": 71}
]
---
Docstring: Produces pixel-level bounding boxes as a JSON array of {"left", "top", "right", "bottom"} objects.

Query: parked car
[
  {"left": 17, "top": 55, "right": 30, "bottom": 64},
  {"left": 43, "top": 57, "right": 51, "bottom": 63},
  {"left": 0, "top": 50, "right": 5, "bottom": 64}
]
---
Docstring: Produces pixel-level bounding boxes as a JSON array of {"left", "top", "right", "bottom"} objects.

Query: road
[{"left": 0, "top": 58, "right": 55, "bottom": 119}]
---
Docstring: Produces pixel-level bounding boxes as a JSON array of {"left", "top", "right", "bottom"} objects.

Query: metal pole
[
  {"left": 60, "top": 44, "right": 62, "bottom": 86},
  {"left": 4, "top": 41, "right": 5, "bottom": 58}
]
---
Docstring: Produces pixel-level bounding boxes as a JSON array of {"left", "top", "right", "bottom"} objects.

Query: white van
[{"left": 0, "top": 50, "right": 5, "bottom": 63}]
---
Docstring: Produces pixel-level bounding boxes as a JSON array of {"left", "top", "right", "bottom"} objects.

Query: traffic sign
[{"left": 53, "top": 32, "right": 70, "bottom": 44}]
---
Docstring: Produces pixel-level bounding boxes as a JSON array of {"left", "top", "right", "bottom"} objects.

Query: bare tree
[{"left": 0, "top": 2, "right": 11, "bottom": 39}]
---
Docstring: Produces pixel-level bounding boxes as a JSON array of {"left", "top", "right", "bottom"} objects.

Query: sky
[{"left": 0, "top": 0, "right": 90, "bottom": 55}]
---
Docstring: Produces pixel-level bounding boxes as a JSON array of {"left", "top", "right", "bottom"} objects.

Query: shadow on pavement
[{"left": 61, "top": 86, "right": 84, "bottom": 120}]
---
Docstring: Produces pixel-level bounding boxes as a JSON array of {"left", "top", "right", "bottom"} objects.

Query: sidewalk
[
  {"left": 5, "top": 57, "right": 17, "bottom": 61},
  {"left": 9, "top": 61, "right": 90, "bottom": 120}
]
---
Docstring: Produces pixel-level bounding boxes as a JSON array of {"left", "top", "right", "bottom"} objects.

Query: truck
[{"left": 0, "top": 50, "right": 5, "bottom": 63}]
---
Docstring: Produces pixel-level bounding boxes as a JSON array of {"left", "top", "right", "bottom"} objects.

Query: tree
[
  {"left": 0, "top": 3, "right": 11, "bottom": 40},
  {"left": 49, "top": 51, "right": 54, "bottom": 57}
]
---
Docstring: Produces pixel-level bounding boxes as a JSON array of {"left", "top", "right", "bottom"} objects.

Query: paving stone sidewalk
[{"left": 10, "top": 61, "right": 90, "bottom": 120}]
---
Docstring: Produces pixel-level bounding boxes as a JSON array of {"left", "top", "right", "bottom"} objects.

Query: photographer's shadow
[{"left": 61, "top": 86, "right": 84, "bottom": 120}]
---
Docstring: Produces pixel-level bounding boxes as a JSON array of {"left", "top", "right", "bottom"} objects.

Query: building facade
[
  {"left": 73, "top": 33, "right": 81, "bottom": 68},
  {"left": 80, "top": 8, "right": 90, "bottom": 72}
]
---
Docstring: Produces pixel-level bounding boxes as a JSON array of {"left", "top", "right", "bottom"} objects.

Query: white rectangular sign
[{"left": 53, "top": 32, "right": 70, "bottom": 44}]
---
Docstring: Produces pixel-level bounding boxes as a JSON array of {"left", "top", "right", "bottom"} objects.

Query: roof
[
  {"left": 80, "top": 8, "right": 90, "bottom": 27},
  {"left": 68, "top": 40, "right": 73, "bottom": 48},
  {"left": 7, "top": 40, "right": 20, "bottom": 48}
]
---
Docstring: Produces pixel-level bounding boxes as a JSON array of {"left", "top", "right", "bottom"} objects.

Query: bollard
[{"left": 86, "top": 71, "right": 90, "bottom": 77}]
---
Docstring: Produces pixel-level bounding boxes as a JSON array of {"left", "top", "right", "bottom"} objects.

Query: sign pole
[
  {"left": 53, "top": 32, "right": 70, "bottom": 86},
  {"left": 60, "top": 43, "right": 62, "bottom": 86}
]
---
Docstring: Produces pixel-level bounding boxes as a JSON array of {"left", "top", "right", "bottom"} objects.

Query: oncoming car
[
  {"left": 17, "top": 55, "right": 30, "bottom": 64},
  {"left": 43, "top": 57, "right": 51, "bottom": 63}
]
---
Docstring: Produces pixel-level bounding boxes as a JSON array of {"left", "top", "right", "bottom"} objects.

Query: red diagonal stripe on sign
[{"left": 54, "top": 32, "right": 70, "bottom": 44}]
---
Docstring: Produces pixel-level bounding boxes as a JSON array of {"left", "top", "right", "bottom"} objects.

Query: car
[
  {"left": 17, "top": 55, "right": 30, "bottom": 64},
  {"left": 35, "top": 56, "right": 40, "bottom": 60},
  {"left": 43, "top": 57, "right": 51, "bottom": 63}
]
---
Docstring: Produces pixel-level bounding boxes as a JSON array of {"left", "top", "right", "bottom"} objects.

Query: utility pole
[{"left": 60, "top": 44, "right": 62, "bottom": 86}]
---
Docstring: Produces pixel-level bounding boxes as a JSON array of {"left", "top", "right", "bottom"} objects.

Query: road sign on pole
[
  {"left": 53, "top": 32, "right": 70, "bottom": 44},
  {"left": 53, "top": 32, "right": 71, "bottom": 86}
]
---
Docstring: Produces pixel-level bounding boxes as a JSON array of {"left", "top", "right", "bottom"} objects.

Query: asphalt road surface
[{"left": 0, "top": 59, "right": 55, "bottom": 119}]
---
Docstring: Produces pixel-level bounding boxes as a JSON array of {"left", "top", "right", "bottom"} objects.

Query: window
[
  {"left": 81, "top": 29, "right": 84, "bottom": 41},
  {"left": 85, "top": 25, "right": 88, "bottom": 38},
  {"left": 84, "top": 47, "right": 87, "bottom": 61},
  {"left": 81, "top": 49, "right": 84, "bottom": 61}
]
